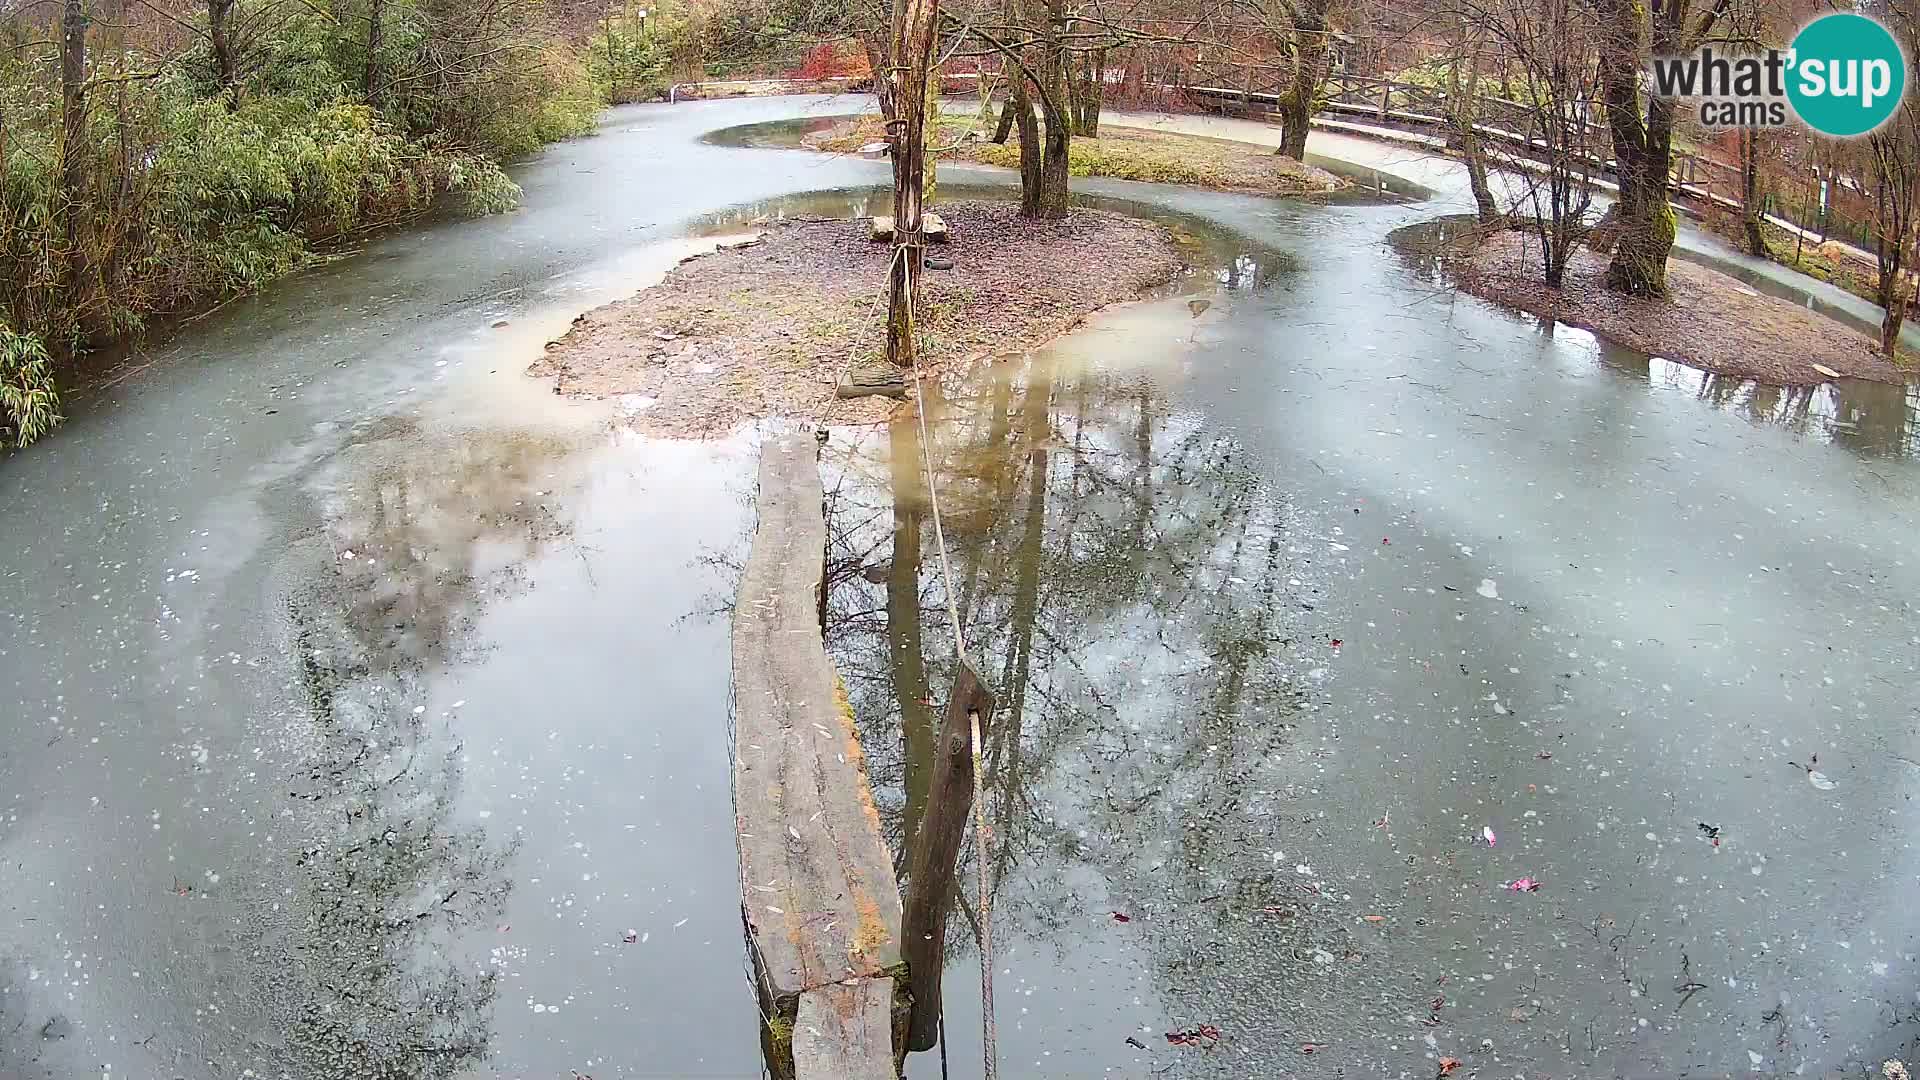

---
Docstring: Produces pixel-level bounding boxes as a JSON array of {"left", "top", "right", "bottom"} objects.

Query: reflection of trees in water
[
  {"left": 822, "top": 347, "right": 1309, "bottom": 967},
  {"left": 1605, "top": 352, "right": 1919, "bottom": 459},
  {"left": 252, "top": 422, "right": 578, "bottom": 1079},
  {"left": 689, "top": 188, "right": 889, "bottom": 236}
]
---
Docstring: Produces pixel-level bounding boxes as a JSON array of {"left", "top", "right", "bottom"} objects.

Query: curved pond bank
[{"left": 1, "top": 95, "right": 1917, "bottom": 1080}]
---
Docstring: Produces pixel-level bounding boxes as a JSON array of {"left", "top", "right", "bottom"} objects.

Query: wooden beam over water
[{"left": 732, "top": 433, "right": 904, "bottom": 1079}]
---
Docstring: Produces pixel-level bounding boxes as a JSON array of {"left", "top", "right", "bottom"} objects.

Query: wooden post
[
  {"left": 885, "top": 0, "right": 939, "bottom": 369},
  {"left": 900, "top": 660, "right": 995, "bottom": 1052}
]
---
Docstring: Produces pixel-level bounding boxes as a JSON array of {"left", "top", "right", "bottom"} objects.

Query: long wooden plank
[
  {"left": 733, "top": 434, "right": 904, "bottom": 1007},
  {"left": 793, "top": 979, "right": 897, "bottom": 1080}
]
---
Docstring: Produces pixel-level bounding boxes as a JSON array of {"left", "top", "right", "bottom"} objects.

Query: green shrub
[
  {"left": 588, "top": 14, "right": 671, "bottom": 103},
  {"left": 0, "top": 325, "right": 59, "bottom": 449},
  {"left": 0, "top": 0, "right": 607, "bottom": 445}
]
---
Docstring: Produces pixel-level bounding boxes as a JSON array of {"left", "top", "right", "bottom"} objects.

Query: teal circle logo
[{"left": 1787, "top": 13, "right": 1907, "bottom": 137}]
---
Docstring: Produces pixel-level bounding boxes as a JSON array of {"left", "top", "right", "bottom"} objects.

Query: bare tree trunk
[
  {"left": 365, "top": 0, "right": 385, "bottom": 106},
  {"left": 863, "top": 32, "right": 895, "bottom": 119},
  {"left": 991, "top": 93, "right": 1015, "bottom": 143},
  {"left": 1074, "top": 48, "right": 1105, "bottom": 136},
  {"left": 1028, "top": 0, "right": 1071, "bottom": 220},
  {"left": 209, "top": 0, "right": 238, "bottom": 109},
  {"left": 883, "top": 0, "right": 938, "bottom": 368},
  {"left": 1012, "top": 65, "right": 1041, "bottom": 214},
  {"left": 1452, "top": 47, "right": 1499, "bottom": 224},
  {"left": 887, "top": 416, "right": 933, "bottom": 854},
  {"left": 1594, "top": 0, "right": 1683, "bottom": 296},
  {"left": 1740, "top": 129, "right": 1767, "bottom": 257},
  {"left": 1276, "top": 3, "right": 1329, "bottom": 161},
  {"left": 58, "top": 0, "right": 87, "bottom": 266}
]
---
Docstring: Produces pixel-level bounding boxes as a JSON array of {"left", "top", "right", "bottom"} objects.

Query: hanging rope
[{"left": 900, "top": 232, "right": 997, "bottom": 1080}]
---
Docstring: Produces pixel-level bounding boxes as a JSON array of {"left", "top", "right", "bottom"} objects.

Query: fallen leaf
[
  {"left": 1166, "top": 1024, "right": 1222, "bottom": 1047},
  {"left": 1330, "top": 638, "right": 1343, "bottom": 648},
  {"left": 1503, "top": 876, "right": 1542, "bottom": 892},
  {"left": 1811, "top": 362, "right": 1842, "bottom": 380},
  {"left": 1110, "top": 911, "right": 1132, "bottom": 923},
  {"left": 1439, "top": 1057, "right": 1462, "bottom": 1075}
]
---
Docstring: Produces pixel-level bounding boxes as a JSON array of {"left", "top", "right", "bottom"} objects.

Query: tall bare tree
[
  {"left": 884, "top": 0, "right": 940, "bottom": 366},
  {"left": 1456, "top": 0, "right": 1603, "bottom": 285},
  {"left": 1589, "top": 0, "right": 1737, "bottom": 296},
  {"left": 1865, "top": 1, "right": 1917, "bottom": 357}
]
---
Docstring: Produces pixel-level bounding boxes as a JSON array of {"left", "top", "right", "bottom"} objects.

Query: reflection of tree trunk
[
  {"left": 993, "top": 361, "right": 1051, "bottom": 805},
  {"left": 889, "top": 416, "right": 935, "bottom": 856},
  {"left": 1131, "top": 388, "right": 1152, "bottom": 549}
]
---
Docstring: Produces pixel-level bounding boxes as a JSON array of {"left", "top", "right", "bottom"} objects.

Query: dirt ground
[
  {"left": 1456, "top": 229, "right": 1915, "bottom": 385},
  {"left": 527, "top": 201, "right": 1187, "bottom": 436},
  {"left": 804, "top": 116, "right": 1346, "bottom": 198}
]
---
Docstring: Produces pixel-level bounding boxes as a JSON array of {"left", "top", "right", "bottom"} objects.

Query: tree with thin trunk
[
  {"left": 58, "top": 0, "right": 88, "bottom": 271},
  {"left": 208, "top": 0, "right": 238, "bottom": 107},
  {"left": 1738, "top": 128, "right": 1767, "bottom": 257},
  {"left": 1456, "top": 0, "right": 1603, "bottom": 286},
  {"left": 1071, "top": 46, "right": 1106, "bottom": 135},
  {"left": 1445, "top": 38, "right": 1501, "bottom": 225},
  {"left": 364, "top": 0, "right": 385, "bottom": 105}
]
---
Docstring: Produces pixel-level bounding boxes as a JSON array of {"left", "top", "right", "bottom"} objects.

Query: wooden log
[
  {"left": 793, "top": 978, "right": 898, "bottom": 1080},
  {"left": 733, "top": 434, "right": 904, "bottom": 1023},
  {"left": 899, "top": 659, "right": 995, "bottom": 1052}
]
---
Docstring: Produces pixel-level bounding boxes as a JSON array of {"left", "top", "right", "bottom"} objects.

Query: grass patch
[
  {"left": 809, "top": 115, "right": 1344, "bottom": 197},
  {"left": 1716, "top": 218, "right": 1900, "bottom": 311}
]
